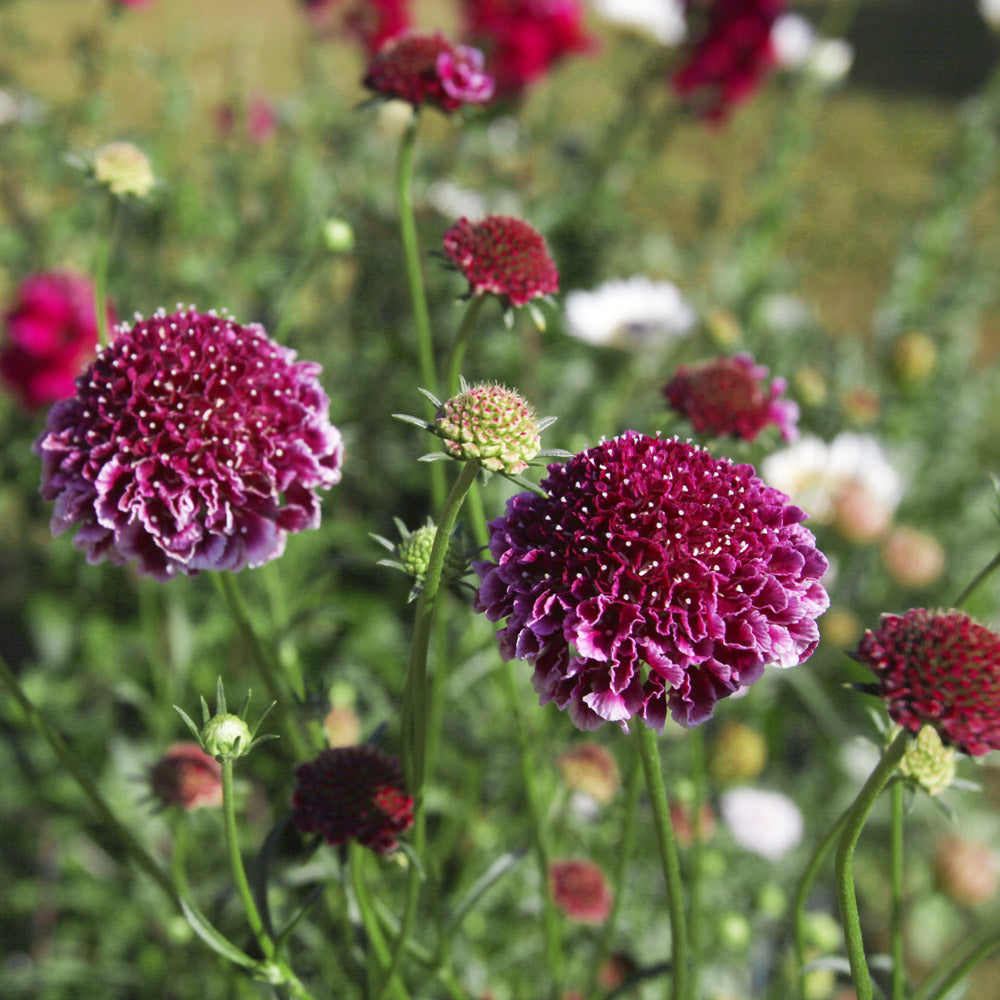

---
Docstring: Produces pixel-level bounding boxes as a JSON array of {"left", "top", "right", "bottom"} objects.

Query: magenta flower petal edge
[
  {"left": 474, "top": 431, "right": 829, "bottom": 731},
  {"left": 34, "top": 306, "right": 344, "bottom": 581}
]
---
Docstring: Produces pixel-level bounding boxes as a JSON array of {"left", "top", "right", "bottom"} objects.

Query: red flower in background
[
  {"left": 549, "top": 859, "right": 613, "bottom": 923},
  {"left": 302, "top": 0, "right": 411, "bottom": 54},
  {"left": 460, "top": 0, "right": 595, "bottom": 97},
  {"left": 672, "top": 0, "right": 785, "bottom": 122},
  {"left": 1, "top": 270, "right": 109, "bottom": 410},
  {"left": 149, "top": 743, "right": 223, "bottom": 811}
]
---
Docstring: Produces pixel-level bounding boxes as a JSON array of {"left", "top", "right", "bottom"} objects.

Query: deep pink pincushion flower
[
  {"left": 854, "top": 609, "right": 1000, "bottom": 757},
  {"left": 442, "top": 215, "right": 559, "bottom": 308},
  {"left": 460, "top": 0, "right": 595, "bottom": 97},
  {"left": 549, "top": 859, "right": 613, "bottom": 924},
  {"left": 672, "top": 0, "right": 785, "bottom": 122},
  {"left": 663, "top": 353, "right": 799, "bottom": 442},
  {"left": 34, "top": 307, "right": 343, "bottom": 581},
  {"left": 363, "top": 32, "right": 494, "bottom": 112},
  {"left": 1, "top": 270, "right": 111, "bottom": 410},
  {"left": 149, "top": 742, "right": 223, "bottom": 811},
  {"left": 474, "top": 431, "right": 829, "bottom": 730},
  {"left": 292, "top": 745, "right": 414, "bottom": 855}
]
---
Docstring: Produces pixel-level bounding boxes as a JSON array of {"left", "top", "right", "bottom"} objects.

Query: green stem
[
  {"left": 952, "top": 550, "right": 1000, "bottom": 608},
  {"left": 890, "top": 780, "right": 906, "bottom": 1000},
  {"left": 834, "top": 729, "right": 909, "bottom": 1000},
  {"left": 635, "top": 722, "right": 689, "bottom": 1000},
  {"left": 0, "top": 653, "right": 178, "bottom": 906},
  {"left": 688, "top": 727, "right": 706, "bottom": 1000},
  {"left": 911, "top": 910, "right": 1000, "bottom": 1000},
  {"left": 213, "top": 573, "right": 309, "bottom": 762},
  {"left": 445, "top": 295, "right": 488, "bottom": 397},
  {"left": 94, "top": 195, "right": 118, "bottom": 348}
]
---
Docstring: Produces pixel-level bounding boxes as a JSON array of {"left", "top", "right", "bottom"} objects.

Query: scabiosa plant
[
  {"left": 548, "top": 859, "right": 613, "bottom": 924},
  {"left": 291, "top": 745, "right": 414, "bottom": 855},
  {"left": 475, "top": 431, "right": 829, "bottom": 730},
  {"left": 362, "top": 32, "right": 495, "bottom": 112},
  {"left": 663, "top": 352, "right": 799, "bottom": 443},
  {"left": 1, "top": 270, "right": 110, "bottom": 410},
  {"left": 149, "top": 742, "right": 223, "bottom": 811},
  {"left": 34, "top": 306, "right": 343, "bottom": 581},
  {"left": 442, "top": 215, "right": 559, "bottom": 310},
  {"left": 854, "top": 609, "right": 1000, "bottom": 757},
  {"left": 672, "top": 0, "right": 786, "bottom": 123},
  {"left": 459, "top": 0, "right": 595, "bottom": 98}
]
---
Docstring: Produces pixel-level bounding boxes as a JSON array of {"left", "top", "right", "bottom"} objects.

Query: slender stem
[
  {"left": 911, "top": 910, "right": 1000, "bottom": 1000},
  {"left": 834, "top": 729, "right": 910, "bottom": 1000},
  {"left": 213, "top": 573, "right": 309, "bottom": 762},
  {"left": 952, "top": 550, "right": 1000, "bottom": 608},
  {"left": 890, "top": 780, "right": 906, "bottom": 1000},
  {"left": 94, "top": 195, "right": 118, "bottom": 348},
  {"left": 688, "top": 727, "right": 706, "bottom": 1000},
  {"left": 445, "top": 295, "right": 488, "bottom": 397},
  {"left": 635, "top": 722, "right": 689, "bottom": 1000},
  {"left": 793, "top": 804, "right": 852, "bottom": 999},
  {"left": 0, "top": 653, "right": 179, "bottom": 906}
]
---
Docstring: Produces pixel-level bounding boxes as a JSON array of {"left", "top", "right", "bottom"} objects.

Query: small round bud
[
  {"left": 202, "top": 713, "right": 253, "bottom": 759},
  {"left": 322, "top": 218, "right": 355, "bottom": 253},
  {"left": 93, "top": 141, "right": 154, "bottom": 198},
  {"left": 898, "top": 725, "right": 955, "bottom": 796},
  {"left": 718, "top": 912, "right": 752, "bottom": 951},
  {"left": 397, "top": 523, "right": 467, "bottom": 584},
  {"left": 435, "top": 382, "right": 541, "bottom": 474}
]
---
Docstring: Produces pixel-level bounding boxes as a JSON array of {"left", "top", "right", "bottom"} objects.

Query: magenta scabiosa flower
[
  {"left": 548, "top": 859, "right": 613, "bottom": 924},
  {"left": 854, "top": 609, "right": 1000, "bottom": 757},
  {"left": 1, "top": 270, "right": 110, "bottom": 410},
  {"left": 442, "top": 215, "right": 559, "bottom": 309},
  {"left": 149, "top": 742, "right": 223, "bottom": 811},
  {"left": 291, "top": 745, "right": 414, "bottom": 855},
  {"left": 34, "top": 306, "right": 343, "bottom": 581},
  {"left": 363, "top": 32, "right": 494, "bottom": 112},
  {"left": 474, "top": 431, "right": 829, "bottom": 730},
  {"left": 663, "top": 352, "right": 799, "bottom": 443}
]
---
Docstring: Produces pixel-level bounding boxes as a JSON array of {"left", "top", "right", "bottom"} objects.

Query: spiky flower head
[
  {"left": 663, "top": 352, "right": 799, "bottom": 443},
  {"left": 854, "top": 609, "right": 1000, "bottom": 756},
  {"left": 474, "top": 431, "right": 829, "bottom": 731},
  {"left": 149, "top": 742, "right": 223, "bottom": 810},
  {"left": 548, "top": 859, "right": 612, "bottom": 924},
  {"left": 434, "top": 382, "right": 541, "bottom": 474},
  {"left": 897, "top": 724, "right": 956, "bottom": 796},
  {"left": 93, "top": 141, "right": 155, "bottom": 199},
  {"left": 362, "top": 31, "right": 494, "bottom": 111},
  {"left": 442, "top": 215, "right": 559, "bottom": 311},
  {"left": 291, "top": 745, "right": 414, "bottom": 855},
  {"left": 34, "top": 306, "right": 343, "bottom": 581}
]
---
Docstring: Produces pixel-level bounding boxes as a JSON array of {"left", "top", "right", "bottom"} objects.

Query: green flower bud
[
  {"left": 202, "top": 713, "right": 253, "bottom": 760},
  {"left": 398, "top": 522, "right": 467, "bottom": 584},
  {"left": 898, "top": 724, "right": 956, "bottom": 796}
]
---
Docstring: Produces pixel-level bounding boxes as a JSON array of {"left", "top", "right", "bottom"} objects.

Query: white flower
[
  {"left": 771, "top": 13, "right": 853, "bottom": 83},
  {"left": 563, "top": 276, "right": 695, "bottom": 350},
  {"left": 720, "top": 788, "right": 804, "bottom": 861},
  {"left": 591, "top": 0, "right": 686, "bottom": 45},
  {"left": 809, "top": 39, "right": 854, "bottom": 84},
  {"left": 980, "top": 0, "right": 1000, "bottom": 29}
]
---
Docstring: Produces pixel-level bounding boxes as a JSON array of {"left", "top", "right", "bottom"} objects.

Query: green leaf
[
  {"left": 445, "top": 850, "right": 526, "bottom": 935},
  {"left": 179, "top": 898, "right": 258, "bottom": 971}
]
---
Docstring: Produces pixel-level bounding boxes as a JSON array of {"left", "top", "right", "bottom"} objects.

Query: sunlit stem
[
  {"left": 688, "top": 726, "right": 706, "bottom": 1000},
  {"left": 445, "top": 294, "right": 487, "bottom": 397},
  {"left": 952, "top": 550, "right": 1000, "bottom": 608},
  {"left": 635, "top": 722, "right": 689, "bottom": 1000},
  {"left": 890, "top": 779, "right": 906, "bottom": 1000},
  {"left": 834, "top": 728, "right": 909, "bottom": 1000}
]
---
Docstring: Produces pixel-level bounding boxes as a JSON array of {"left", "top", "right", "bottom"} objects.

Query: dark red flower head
[
  {"left": 548, "top": 859, "right": 613, "bottom": 924},
  {"left": 474, "top": 431, "right": 829, "bottom": 730},
  {"left": 1, "top": 270, "right": 111, "bottom": 410},
  {"left": 442, "top": 215, "right": 559, "bottom": 308},
  {"left": 363, "top": 32, "right": 494, "bottom": 112},
  {"left": 672, "top": 0, "right": 786, "bottom": 123},
  {"left": 854, "top": 609, "right": 1000, "bottom": 757},
  {"left": 302, "top": 0, "right": 411, "bottom": 55},
  {"left": 291, "top": 745, "right": 414, "bottom": 854},
  {"left": 663, "top": 352, "right": 799, "bottom": 442},
  {"left": 149, "top": 742, "right": 223, "bottom": 810},
  {"left": 34, "top": 306, "right": 343, "bottom": 581},
  {"left": 460, "top": 0, "right": 596, "bottom": 97}
]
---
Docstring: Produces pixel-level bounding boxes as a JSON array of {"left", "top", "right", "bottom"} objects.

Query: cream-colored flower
[{"left": 93, "top": 141, "right": 154, "bottom": 198}]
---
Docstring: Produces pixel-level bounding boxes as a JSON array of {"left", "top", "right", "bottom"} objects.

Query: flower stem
[
  {"left": 445, "top": 294, "right": 487, "bottom": 397},
  {"left": 952, "top": 550, "right": 1000, "bottom": 608},
  {"left": 635, "top": 722, "right": 689, "bottom": 1000},
  {"left": 94, "top": 194, "right": 118, "bottom": 348},
  {"left": 687, "top": 727, "right": 706, "bottom": 1000},
  {"left": 834, "top": 729, "right": 909, "bottom": 1000},
  {"left": 890, "top": 779, "right": 906, "bottom": 1000},
  {"left": 0, "top": 652, "right": 179, "bottom": 907}
]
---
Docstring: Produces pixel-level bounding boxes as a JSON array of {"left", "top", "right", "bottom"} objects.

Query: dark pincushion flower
[
  {"left": 442, "top": 215, "right": 559, "bottom": 308},
  {"left": 663, "top": 352, "right": 799, "bottom": 442},
  {"left": 673, "top": 0, "right": 786, "bottom": 123},
  {"left": 854, "top": 609, "right": 1000, "bottom": 757},
  {"left": 291, "top": 745, "right": 414, "bottom": 855},
  {"left": 363, "top": 32, "right": 494, "bottom": 111},
  {"left": 34, "top": 307, "right": 343, "bottom": 581},
  {"left": 474, "top": 431, "right": 829, "bottom": 730}
]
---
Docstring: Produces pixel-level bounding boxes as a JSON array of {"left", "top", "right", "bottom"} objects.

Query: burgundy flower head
[
  {"left": 672, "top": 0, "right": 786, "bottom": 123},
  {"left": 855, "top": 609, "right": 1000, "bottom": 757},
  {"left": 460, "top": 0, "right": 596, "bottom": 97},
  {"left": 663, "top": 353, "right": 799, "bottom": 443},
  {"left": 149, "top": 742, "right": 223, "bottom": 811},
  {"left": 474, "top": 432, "right": 829, "bottom": 730},
  {"left": 442, "top": 215, "right": 559, "bottom": 308},
  {"left": 549, "top": 859, "right": 613, "bottom": 924},
  {"left": 363, "top": 32, "right": 494, "bottom": 112},
  {"left": 1, "top": 270, "right": 111, "bottom": 410},
  {"left": 291, "top": 745, "right": 414, "bottom": 855},
  {"left": 302, "top": 0, "right": 411, "bottom": 55},
  {"left": 35, "top": 306, "right": 343, "bottom": 581}
]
